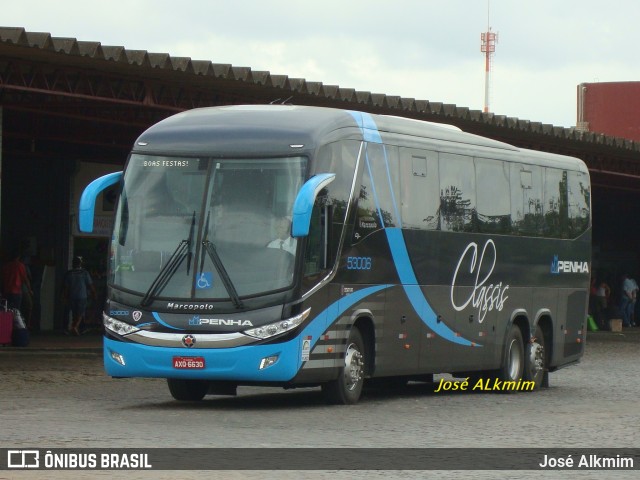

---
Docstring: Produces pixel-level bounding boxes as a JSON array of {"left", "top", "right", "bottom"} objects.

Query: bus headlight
[
  {"left": 244, "top": 308, "right": 311, "bottom": 340},
  {"left": 103, "top": 313, "right": 140, "bottom": 336}
]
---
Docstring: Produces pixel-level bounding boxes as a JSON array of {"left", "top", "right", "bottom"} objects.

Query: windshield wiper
[
  {"left": 202, "top": 240, "right": 244, "bottom": 310},
  {"left": 199, "top": 212, "right": 244, "bottom": 310},
  {"left": 140, "top": 212, "right": 196, "bottom": 307},
  {"left": 186, "top": 211, "right": 196, "bottom": 275}
]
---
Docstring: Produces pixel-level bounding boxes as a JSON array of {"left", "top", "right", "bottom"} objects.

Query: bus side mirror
[
  {"left": 291, "top": 173, "right": 335, "bottom": 237},
  {"left": 79, "top": 172, "right": 123, "bottom": 233}
]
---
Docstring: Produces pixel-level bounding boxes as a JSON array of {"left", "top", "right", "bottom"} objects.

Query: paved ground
[
  {"left": 1, "top": 328, "right": 639, "bottom": 479},
  {"left": 0, "top": 329, "right": 103, "bottom": 352}
]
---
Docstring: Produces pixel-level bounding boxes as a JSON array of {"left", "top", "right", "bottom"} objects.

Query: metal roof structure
[{"left": 1, "top": 26, "right": 640, "bottom": 192}]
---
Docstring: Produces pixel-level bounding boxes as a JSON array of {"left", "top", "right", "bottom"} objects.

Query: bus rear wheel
[
  {"left": 523, "top": 325, "right": 546, "bottom": 389},
  {"left": 499, "top": 325, "right": 524, "bottom": 384},
  {"left": 167, "top": 379, "right": 208, "bottom": 401},
  {"left": 322, "top": 328, "right": 365, "bottom": 405}
]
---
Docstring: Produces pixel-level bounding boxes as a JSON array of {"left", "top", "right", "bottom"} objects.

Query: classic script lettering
[{"left": 450, "top": 239, "right": 509, "bottom": 323}]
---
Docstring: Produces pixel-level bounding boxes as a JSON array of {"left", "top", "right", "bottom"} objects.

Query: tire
[
  {"left": 523, "top": 325, "right": 546, "bottom": 389},
  {"left": 167, "top": 378, "right": 209, "bottom": 401},
  {"left": 498, "top": 325, "right": 524, "bottom": 384},
  {"left": 322, "top": 328, "right": 366, "bottom": 405}
]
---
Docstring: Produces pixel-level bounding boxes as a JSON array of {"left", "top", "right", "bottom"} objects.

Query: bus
[{"left": 79, "top": 105, "right": 591, "bottom": 404}]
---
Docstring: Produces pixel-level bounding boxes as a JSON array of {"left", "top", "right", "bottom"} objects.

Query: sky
[{"left": 4, "top": 0, "right": 640, "bottom": 128}]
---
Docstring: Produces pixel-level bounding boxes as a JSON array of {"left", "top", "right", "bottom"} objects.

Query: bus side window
[
  {"left": 399, "top": 148, "right": 439, "bottom": 230},
  {"left": 352, "top": 143, "right": 399, "bottom": 243},
  {"left": 439, "top": 153, "right": 476, "bottom": 232},
  {"left": 304, "top": 197, "right": 331, "bottom": 277},
  {"left": 475, "top": 158, "right": 511, "bottom": 234},
  {"left": 352, "top": 151, "right": 381, "bottom": 242},
  {"left": 543, "top": 168, "right": 569, "bottom": 238},
  {"left": 511, "top": 164, "right": 543, "bottom": 236},
  {"left": 567, "top": 171, "right": 590, "bottom": 237}
]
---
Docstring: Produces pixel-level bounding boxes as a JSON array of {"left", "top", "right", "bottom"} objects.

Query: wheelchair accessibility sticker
[{"left": 195, "top": 272, "right": 213, "bottom": 290}]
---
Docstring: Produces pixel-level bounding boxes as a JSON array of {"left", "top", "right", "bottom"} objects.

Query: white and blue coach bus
[{"left": 79, "top": 105, "right": 591, "bottom": 404}]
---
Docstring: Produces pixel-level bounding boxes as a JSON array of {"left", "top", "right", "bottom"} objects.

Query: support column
[{"left": 0, "top": 106, "right": 3, "bottom": 248}]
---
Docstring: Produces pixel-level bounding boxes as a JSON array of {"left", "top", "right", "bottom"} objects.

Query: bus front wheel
[
  {"left": 167, "top": 378, "right": 208, "bottom": 401},
  {"left": 322, "top": 328, "right": 365, "bottom": 405}
]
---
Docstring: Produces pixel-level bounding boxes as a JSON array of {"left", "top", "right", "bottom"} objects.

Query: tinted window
[
  {"left": 352, "top": 143, "right": 399, "bottom": 243},
  {"left": 439, "top": 153, "right": 476, "bottom": 232},
  {"left": 304, "top": 140, "right": 360, "bottom": 292},
  {"left": 510, "top": 163, "right": 543, "bottom": 236},
  {"left": 400, "top": 148, "right": 439, "bottom": 230},
  {"left": 567, "top": 170, "right": 590, "bottom": 237},
  {"left": 303, "top": 201, "right": 326, "bottom": 278},
  {"left": 476, "top": 158, "right": 511, "bottom": 234},
  {"left": 353, "top": 151, "right": 381, "bottom": 243},
  {"left": 314, "top": 140, "right": 360, "bottom": 225},
  {"left": 366, "top": 143, "right": 400, "bottom": 228},
  {"left": 543, "top": 168, "right": 569, "bottom": 238}
]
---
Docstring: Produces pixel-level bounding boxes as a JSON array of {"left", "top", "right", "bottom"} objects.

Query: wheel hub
[
  {"left": 344, "top": 343, "right": 363, "bottom": 391},
  {"left": 528, "top": 342, "right": 545, "bottom": 377}
]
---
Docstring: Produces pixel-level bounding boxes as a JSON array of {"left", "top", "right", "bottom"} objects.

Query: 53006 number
[{"left": 346, "top": 256, "right": 372, "bottom": 270}]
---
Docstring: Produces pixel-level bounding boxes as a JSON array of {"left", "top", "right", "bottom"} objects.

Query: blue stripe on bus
[
  {"left": 385, "top": 228, "right": 476, "bottom": 346},
  {"left": 348, "top": 110, "right": 479, "bottom": 347},
  {"left": 347, "top": 110, "right": 382, "bottom": 144},
  {"left": 152, "top": 312, "right": 182, "bottom": 330}
]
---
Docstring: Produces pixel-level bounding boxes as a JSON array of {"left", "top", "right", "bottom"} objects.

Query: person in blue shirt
[{"left": 61, "top": 256, "right": 97, "bottom": 335}]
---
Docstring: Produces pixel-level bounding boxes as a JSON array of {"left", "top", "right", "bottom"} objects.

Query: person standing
[
  {"left": 19, "top": 251, "right": 34, "bottom": 329},
  {"left": 620, "top": 274, "right": 638, "bottom": 327},
  {"left": 630, "top": 276, "right": 639, "bottom": 326},
  {"left": 2, "top": 249, "right": 32, "bottom": 311},
  {"left": 594, "top": 276, "right": 611, "bottom": 329},
  {"left": 61, "top": 256, "right": 97, "bottom": 335}
]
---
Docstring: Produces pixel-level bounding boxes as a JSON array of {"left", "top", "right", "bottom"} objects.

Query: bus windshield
[{"left": 110, "top": 154, "right": 307, "bottom": 303}]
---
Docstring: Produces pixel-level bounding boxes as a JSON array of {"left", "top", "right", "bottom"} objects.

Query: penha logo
[
  {"left": 551, "top": 255, "right": 589, "bottom": 275},
  {"left": 189, "top": 315, "right": 252, "bottom": 327}
]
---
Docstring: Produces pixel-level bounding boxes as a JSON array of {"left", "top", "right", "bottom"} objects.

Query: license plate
[{"left": 172, "top": 356, "right": 205, "bottom": 369}]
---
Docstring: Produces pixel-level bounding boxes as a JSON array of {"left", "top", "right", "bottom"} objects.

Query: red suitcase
[{"left": 0, "top": 305, "right": 13, "bottom": 345}]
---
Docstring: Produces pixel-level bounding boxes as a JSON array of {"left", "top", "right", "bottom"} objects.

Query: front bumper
[{"left": 103, "top": 335, "right": 303, "bottom": 383}]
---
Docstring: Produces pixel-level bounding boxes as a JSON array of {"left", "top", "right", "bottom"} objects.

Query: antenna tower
[{"left": 480, "top": 2, "right": 498, "bottom": 113}]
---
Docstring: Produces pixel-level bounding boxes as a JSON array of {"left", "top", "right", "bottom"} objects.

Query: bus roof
[
  {"left": 135, "top": 105, "right": 355, "bottom": 155},
  {"left": 133, "top": 105, "right": 588, "bottom": 173}
]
